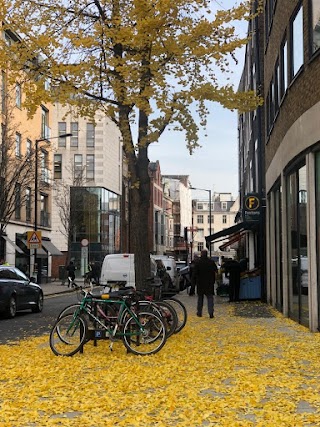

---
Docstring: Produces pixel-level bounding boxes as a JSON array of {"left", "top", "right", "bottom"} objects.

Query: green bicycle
[{"left": 49, "top": 288, "right": 167, "bottom": 357}]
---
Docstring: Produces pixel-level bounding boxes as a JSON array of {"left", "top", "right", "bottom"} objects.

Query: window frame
[
  {"left": 290, "top": 3, "right": 304, "bottom": 80},
  {"left": 86, "top": 123, "right": 95, "bottom": 148},
  {"left": 54, "top": 154, "right": 62, "bottom": 179}
]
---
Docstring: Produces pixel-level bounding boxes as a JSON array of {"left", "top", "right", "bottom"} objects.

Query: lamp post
[
  {"left": 190, "top": 186, "right": 212, "bottom": 258},
  {"left": 34, "top": 133, "right": 72, "bottom": 284}
]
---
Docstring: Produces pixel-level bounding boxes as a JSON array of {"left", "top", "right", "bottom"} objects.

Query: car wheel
[
  {"left": 6, "top": 296, "right": 17, "bottom": 318},
  {"left": 32, "top": 292, "right": 44, "bottom": 313}
]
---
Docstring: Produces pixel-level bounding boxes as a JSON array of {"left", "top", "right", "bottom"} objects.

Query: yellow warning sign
[{"left": 27, "top": 231, "right": 42, "bottom": 249}]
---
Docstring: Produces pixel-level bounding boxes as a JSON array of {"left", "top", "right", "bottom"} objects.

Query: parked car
[
  {"left": 100, "top": 254, "right": 160, "bottom": 289},
  {"left": 0, "top": 266, "right": 44, "bottom": 318}
]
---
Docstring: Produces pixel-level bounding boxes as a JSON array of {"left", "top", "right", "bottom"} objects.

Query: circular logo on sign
[
  {"left": 245, "top": 195, "right": 260, "bottom": 211},
  {"left": 81, "top": 239, "right": 89, "bottom": 247}
]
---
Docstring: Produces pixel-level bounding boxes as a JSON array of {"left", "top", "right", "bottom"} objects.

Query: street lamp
[
  {"left": 34, "top": 133, "right": 72, "bottom": 284},
  {"left": 190, "top": 186, "right": 212, "bottom": 258}
]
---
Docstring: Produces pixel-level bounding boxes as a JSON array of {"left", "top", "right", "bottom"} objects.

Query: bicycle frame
[
  {"left": 70, "top": 294, "right": 146, "bottom": 341},
  {"left": 50, "top": 288, "right": 167, "bottom": 356}
]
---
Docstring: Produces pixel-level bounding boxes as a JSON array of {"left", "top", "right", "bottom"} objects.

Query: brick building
[{"left": 264, "top": 0, "right": 320, "bottom": 331}]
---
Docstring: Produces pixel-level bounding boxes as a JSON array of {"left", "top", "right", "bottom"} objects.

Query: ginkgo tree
[{"left": 0, "top": 0, "right": 261, "bottom": 287}]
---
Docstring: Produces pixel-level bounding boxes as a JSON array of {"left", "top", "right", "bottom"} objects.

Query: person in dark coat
[
  {"left": 223, "top": 258, "right": 241, "bottom": 302},
  {"left": 66, "top": 261, "right": 76, "bottom": 287},
  {"left": 192, "top": 250, "right": 218, "bottom": 318},
  {"left": 188, "top": 254, "right": 199, "bottom": 296}
]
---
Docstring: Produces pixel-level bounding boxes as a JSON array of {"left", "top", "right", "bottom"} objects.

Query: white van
[
  {"left": 100, "top": 254, "right": 158, "bottom": 289},
  {"left": 151, "top": 255, "right": 179, "bottom": 293}
]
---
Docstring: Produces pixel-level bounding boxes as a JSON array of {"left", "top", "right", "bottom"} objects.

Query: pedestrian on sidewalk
[
  {"left": 192, "top": 249, "right": 218, "bottom": 318},
  {"left": 222, "top": 258, "right": 241, "bottom": 302},
  {"left": 188, "top": 254, "right": 199, "bottom": 296},
  {"left": 66, "top": 261, "right": 76, "bottom": 287}
]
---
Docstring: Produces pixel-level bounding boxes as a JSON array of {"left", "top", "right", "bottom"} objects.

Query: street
[{"left": 0, "top": 293, "right": 78, "bottom": 344}]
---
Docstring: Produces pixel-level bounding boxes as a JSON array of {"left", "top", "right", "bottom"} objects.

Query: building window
[
  {"left": 40, "top": 150, "right": 50, "bottom": 184},
  {"left": 311, "top": 1, "right": 320, "bottom": 54},
  {"left": 15, "top": 183, "right": 21, "bottom": 219},
  {"left": 86, "top": 123, "right": 95, "bottom": 147},
  {"left": 280, "top": 39, "right": 288, "bottom": 99},
  {"left": 74, "top": 154, "right": 83, "bottom": 179},
  {"left": 26, "top": 139, "right": 31, "bottom": 158},
  {"left": 221, "top": 202, "right": 227, "bottom": 210},
  {"left": 222, "top": 214, "right": 227, "bottom": 224},
  {"left": 198, "top": 228, "right": 204, "bottom": 237},
  {"left": 274, "top": 59, "right": 280, "bottom": 114},
  {"left": 197, "top": 215, "right": 204, "bottom": 224},
  {"left": 197, "top": 203, "right": 203, "bottom": 210},
  {"left": 40, "top": 193, "right": 50, "bottom": 227},
  {"left": 15, "top": 133, "right": 21, "bottom": 157},
  {"left": 208, "top": 215, "right": 213, "bottom": 223},
  {"left": 41, "top": 107, "right": 49, "bottom": 139},
  {"left": 15, "top": 83, "right": 21, "bottom": 108},
  {"left": 26, "top": 187, "right": 31, "bottom": 221},
  {"left": 291, "top": 5, "right": 304, "bottom": 78},
  {"left": 54, "top": 154, "right": 62, "bottom": 179},
  {"left": 197, "top": 242, "right": 204, "bottom": 252},
  {"left": 86, "top": 154, "right": 94, "bottom": 180},
  {"left": 70, "top": 122, "right": 79, "bottom": 147},
  {"left": 58, "top": 122, "right": 67, "bottom": 147}
]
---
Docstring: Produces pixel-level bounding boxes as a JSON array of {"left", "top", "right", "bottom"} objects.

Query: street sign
[
  {"left": 81, "top": 238, "right": 89, "bottom": 247},
  {"left": 243, "top": 193, "right": 261, "bottom": 222},
  {"left": 27, "top": 231, "right": 42, "bottom": 249}
]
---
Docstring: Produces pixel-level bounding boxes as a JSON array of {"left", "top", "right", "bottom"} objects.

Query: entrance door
[{"left": 287, "top": 164, "right": 309, "bottom": 327}]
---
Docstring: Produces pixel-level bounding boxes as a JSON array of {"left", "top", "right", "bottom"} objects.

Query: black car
[{"left": 0, "top": 266, "right": 43, "bottom": 318}]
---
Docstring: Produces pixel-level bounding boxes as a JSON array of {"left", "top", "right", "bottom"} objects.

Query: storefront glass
[
  {"left": 287, "top": 164, "right": 309, "bottom": 326},
  {"left": 315, "top": 152, "right": 320, "bottom": 328},
  {"left": 274, "top": 184, "right": 283, "bottom": 310}
]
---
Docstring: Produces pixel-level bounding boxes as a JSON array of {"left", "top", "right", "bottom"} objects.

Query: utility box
[
  {"left": 239, "top": 271, "right": 261, "bottom": 300},
  {"left": 59, "top": 265, "right": 66, "bottom": 280}
]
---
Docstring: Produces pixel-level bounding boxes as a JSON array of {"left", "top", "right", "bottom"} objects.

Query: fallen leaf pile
[{"left": 1, "top": 300, "right": 320, "bottom": 426}]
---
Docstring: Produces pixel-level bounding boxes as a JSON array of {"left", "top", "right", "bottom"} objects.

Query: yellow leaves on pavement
[{"left": 1, "top": 302, "right": 320, "bottom": 426}]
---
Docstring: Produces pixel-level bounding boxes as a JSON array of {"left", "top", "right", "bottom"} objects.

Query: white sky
[{"left": 149, "top": 1, "right": 247, "bottom": 200}]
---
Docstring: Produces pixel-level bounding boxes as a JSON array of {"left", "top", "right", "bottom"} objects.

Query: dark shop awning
[
  {"left": 219, "top": 233, "right": 243, "bottom": 251},
  {"left": 41, "top": 240, "right": 63, "bottom": 256},
  {"left": 205, "top": 221, "right": 257, "bottom": 248}
]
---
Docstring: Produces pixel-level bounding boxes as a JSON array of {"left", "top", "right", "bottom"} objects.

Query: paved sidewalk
[{"left": 40, "top": 279, "right": 86, "bottom": 296}]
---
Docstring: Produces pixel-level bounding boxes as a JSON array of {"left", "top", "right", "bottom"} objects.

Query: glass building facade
[{"left": 69, "top": 187, "right": 120, "bottom": 277}]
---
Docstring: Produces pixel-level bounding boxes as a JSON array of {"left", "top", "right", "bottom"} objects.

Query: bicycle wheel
[
  {"left": 162, "top": 297, "right": 187, "bottom": 333},
  {"left": 50, "top": 314, "right": 88, "bottom": 356},
  {"left": 152, "top": 300, "right": 178, "bottom": 338},
  {"left": 132, "top": 300, "right": 177, "bottom": 338},
  {"left": 122, "top": 311, "right": 166, "bottom": 356},
  {"left": 57, "top": 303, "right": 83, "bottom": 319}
]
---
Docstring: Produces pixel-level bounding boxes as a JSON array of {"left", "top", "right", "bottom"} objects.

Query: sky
[{"left": 149, "top": 1, "right": 248, "bottom": 200}]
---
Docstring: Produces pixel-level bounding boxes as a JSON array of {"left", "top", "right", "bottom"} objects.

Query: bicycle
[
  {"left": 57, "top": 285, "right": 178, "bottom": 338},
  {"left": 50, "top": 288, "right": 167, "bottom": 357},
  {"left": 137, "top": 281, "right": 187, "bottom": 333}
]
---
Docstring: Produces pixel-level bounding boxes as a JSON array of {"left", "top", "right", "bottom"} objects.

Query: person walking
[
  {"left": 192, "top": 249, "right": 218, "bottom": 318},
  {"left": 188, "top": 254, "right": 199, "bottom": 296},
  {"left": 222, "top": 258, "right": 241, "bottom": 302},
  {"left": 66, "top": 261, "right": 76, "bottom": 287}
]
